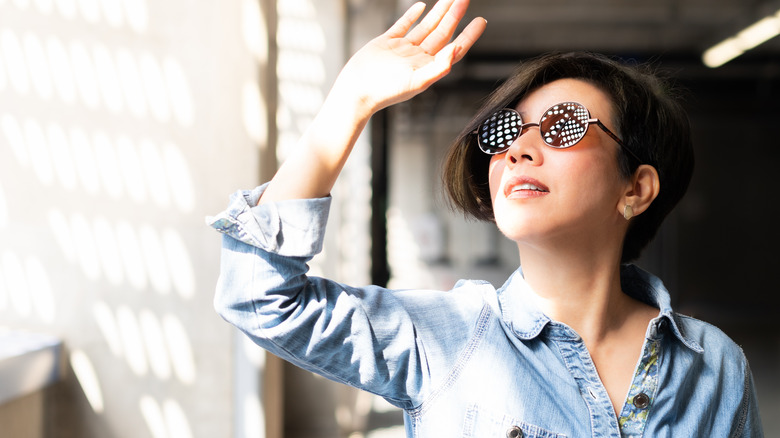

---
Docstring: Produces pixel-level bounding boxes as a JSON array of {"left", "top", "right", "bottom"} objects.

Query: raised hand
[
  {"left": 333, "top": 0, "right": 486, "bottom": 114},
  {"left": 259, "top": 0, "right": 485, "bottom": 204}
]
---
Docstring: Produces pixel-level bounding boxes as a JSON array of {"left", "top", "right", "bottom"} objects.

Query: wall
[{"left": 0, "top": 0, "right": 263, "bottom": 436}]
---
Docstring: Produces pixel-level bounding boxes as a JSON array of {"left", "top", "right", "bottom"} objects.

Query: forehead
[{"left": 514, "top": 78, "right": 614, "bottom": 119}]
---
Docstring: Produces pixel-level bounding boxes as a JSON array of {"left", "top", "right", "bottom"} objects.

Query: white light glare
[{"left": 703, "top": 11, "right": 780, "bottom": 68}]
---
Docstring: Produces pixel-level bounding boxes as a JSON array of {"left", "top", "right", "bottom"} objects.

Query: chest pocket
[{"left": 462, "top": 405, "right": 567, "bottom": 438}]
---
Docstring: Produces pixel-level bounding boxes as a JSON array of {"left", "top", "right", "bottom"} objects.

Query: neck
[{"left": 517, "top": 240, "right": 632, "bottom": 344}]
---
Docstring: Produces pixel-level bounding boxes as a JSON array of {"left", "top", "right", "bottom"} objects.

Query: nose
[{"left": 504, "top": 124, "right": 543, "bottom": 166}]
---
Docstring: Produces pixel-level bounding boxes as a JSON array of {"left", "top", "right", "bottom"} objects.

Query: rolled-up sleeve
[{"left": 207, "top": 183, "right": 331, "bottom": 257}]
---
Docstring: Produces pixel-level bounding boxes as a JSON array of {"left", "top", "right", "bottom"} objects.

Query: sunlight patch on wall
[
  {"left": 2, "top": 252, "right": 31, "bottom": 317},
  {"left": 70, "top": 349, "right": 105, "bottom": 413},
  {"left": 241, "top": 0, "right": 267, "bottom": 64},
  {"left": 2, "top": 115, "right": 196, "bottom": 209},
  {"left": 0, "top": 0, "right": 211, "bottom": 434},
  {"left": 242, "top": 81, "right": 266, "bottom": 144},
  {"left": 140, "top": 395, "right": 194, "bottom": 438},
  {"left": 0, "top": 253, "right": 58, "bottom": 321},
  {"left": 0, "top": 182, "right": 7, "bottom": 229}
]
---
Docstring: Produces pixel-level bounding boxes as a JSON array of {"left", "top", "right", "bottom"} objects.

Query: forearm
[{"left": 258, "top": 86, "right": 374, "bottom": 204}]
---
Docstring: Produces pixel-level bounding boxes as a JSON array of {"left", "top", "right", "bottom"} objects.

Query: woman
[{"left": 209, "top": 0, "right": 762, "bottom": 436}]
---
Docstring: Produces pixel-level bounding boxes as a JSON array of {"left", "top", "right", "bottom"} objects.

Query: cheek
[{"left": 488, "top": 155, "right": 505, "bottom": 203}]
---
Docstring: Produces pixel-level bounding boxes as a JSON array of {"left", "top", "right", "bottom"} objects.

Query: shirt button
[
  {"left": 633, "top": 392, "right": 651, "bottom": 409},
  {"left": 506, "top": 426, "right": 524, "bottom": 438}
]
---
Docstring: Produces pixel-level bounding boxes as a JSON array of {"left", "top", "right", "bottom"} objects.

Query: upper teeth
[{"left": 513, "top": 183, "right": 542, "bottom": 192}]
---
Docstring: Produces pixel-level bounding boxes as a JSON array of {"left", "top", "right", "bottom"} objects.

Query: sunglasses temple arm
[{"left": 592, "top": 119, "right": 643, "bottom": 164}]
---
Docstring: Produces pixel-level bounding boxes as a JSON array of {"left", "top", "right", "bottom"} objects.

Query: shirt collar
[{"left": 495, "top": 264, "right": 704, "bottom": 353}]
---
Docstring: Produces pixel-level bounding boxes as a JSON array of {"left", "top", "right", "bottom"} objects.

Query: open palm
[{"left": 334, "top": 0, "right": 486, "bottom": 113}]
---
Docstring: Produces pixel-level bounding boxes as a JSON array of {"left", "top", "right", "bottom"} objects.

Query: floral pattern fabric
[{"left": 618, "top": 340, "right": 660, "bottom": 437}]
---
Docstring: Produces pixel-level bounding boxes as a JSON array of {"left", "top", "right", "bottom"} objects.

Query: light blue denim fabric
[{"left": 209, "top": 184, "right": 763, "bottom": 438}]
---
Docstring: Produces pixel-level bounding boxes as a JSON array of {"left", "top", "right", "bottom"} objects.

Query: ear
[{"left": 621, "top": 164, "right": 660, "bottom": 219}]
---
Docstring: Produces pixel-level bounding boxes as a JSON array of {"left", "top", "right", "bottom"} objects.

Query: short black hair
[{"left": 442, "top": 52, "right": 694, "bottom": 262}]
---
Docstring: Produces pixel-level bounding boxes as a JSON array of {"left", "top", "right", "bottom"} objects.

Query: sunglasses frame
[{"left": 474, "top": 102, "right": 643, "bottom": 163}]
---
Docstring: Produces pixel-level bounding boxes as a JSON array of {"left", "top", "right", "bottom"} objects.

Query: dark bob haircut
[{"left": 442, "top": 52, "right": 694, "bottom": 262}]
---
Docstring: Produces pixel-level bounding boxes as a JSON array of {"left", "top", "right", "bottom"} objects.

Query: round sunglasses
[{"left": 475, "top": 101, "right": 642, "bottom": 163}]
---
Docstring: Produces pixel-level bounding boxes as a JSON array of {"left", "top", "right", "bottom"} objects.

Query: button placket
[{"left": 617, "top": 339, "right": 660, "bottom": 437}]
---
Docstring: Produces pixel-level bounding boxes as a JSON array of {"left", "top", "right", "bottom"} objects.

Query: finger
[
  {"left": 450, "top": 16, "right": 486, "bottom": 63},
  {"left": 404, "top": 0, "right": 457, "bottom": 45},
  {"left": 418, "top": 0, "right": 470, "bottom": 54},
  {"left": 385, "top": 2, "right": 428, "bottom": 38}
]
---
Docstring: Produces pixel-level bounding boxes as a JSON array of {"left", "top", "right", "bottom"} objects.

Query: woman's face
[{"left": 488, "top": 78, "right": 630, "bottom": 247}]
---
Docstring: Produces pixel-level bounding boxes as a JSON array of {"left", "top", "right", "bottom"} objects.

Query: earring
[{"left": 623, "top": 204, "right": 634, "bottom": 220}]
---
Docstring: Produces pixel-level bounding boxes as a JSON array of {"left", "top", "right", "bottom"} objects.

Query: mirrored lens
[
  {"left": 539, "top": 102, "right": 590, "bottom": 148},
  {"left": 478, "top": 109, "right": 521, "bottom": 154}
]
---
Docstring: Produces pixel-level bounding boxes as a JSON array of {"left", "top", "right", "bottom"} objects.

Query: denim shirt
[{"left": 209, "top": 185, "right": 763, "bottom": 438}]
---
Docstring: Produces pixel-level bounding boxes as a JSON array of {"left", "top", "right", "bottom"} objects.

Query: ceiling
[{"left": 455, "top": 0, "right": 780, "bottom": 78}]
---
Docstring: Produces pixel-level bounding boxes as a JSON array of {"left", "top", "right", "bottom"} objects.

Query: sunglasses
[{"left": 475, "top": 101, "right": 642, "bottom": 162}]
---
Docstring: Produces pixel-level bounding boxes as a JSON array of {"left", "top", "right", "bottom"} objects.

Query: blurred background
[{"left": 0, "top": 0, "right": 777, "bottom": 437}]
